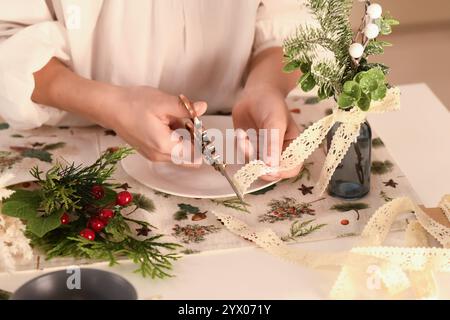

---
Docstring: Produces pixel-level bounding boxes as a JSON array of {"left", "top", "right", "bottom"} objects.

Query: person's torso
[{"left": 91, "top": 0, "right": 261, "bottom": 112}]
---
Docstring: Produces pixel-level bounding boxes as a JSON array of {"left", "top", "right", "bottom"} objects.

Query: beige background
[{"left": 351, "top": 0, "right": 450, "bottom": 109}]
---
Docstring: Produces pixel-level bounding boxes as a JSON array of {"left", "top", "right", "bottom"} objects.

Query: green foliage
[
  {"left": 281, "top": 219, "right": 327, "bottom": 242},
  {"left": 2, "top": 147, "right": 180, "bottom": 278},
  {"left": 371, "top": 160, "right": 394, "bottom": 175},
  {"left": 132, "top": 193, "right": 155, "bottom": 212},
  {"left": 380, "top": 190, "right": 393, "bottom": 202},
  {"left": 211, "top": 198, "right": 250, "bottom": 213},
  {"left": 173, "top": 203, "right": 202, "bottom": 220},
  {"left": 337, "top": 68, "right": 387, "bottom": 110},
  {"left": 330, "top": 202, "right": 369, "bottom": 212},
  {"left": 283, "top": 0, "right": 354, "bottom": 98},
  {"left": 283, "top": 1, "right": 399, "bottom": 108},
  {"left": 375, "top": 14, "right": 400, "bottom": 36},
  {"left": 330, "top": 202, "right": 369, "bottom": 220},
  {"left": 2, "top": 190, "right": 63, "bottom": 237},
  {"left": 29, "top": 147, "right": 133, "bottom": 216},
  {"left": 372, "top": 137, "right": 385, "bottom": 148},
  {"left": 21, "top": 149, "right": 52, "bottom": 163},
  {"left": 0, "top": 123, "right": 9, "bottom": 130}
]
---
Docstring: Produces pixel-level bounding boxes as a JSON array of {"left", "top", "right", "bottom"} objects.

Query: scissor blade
[{"left": 215, "top": 164, "right": 245, "bottom": 203}]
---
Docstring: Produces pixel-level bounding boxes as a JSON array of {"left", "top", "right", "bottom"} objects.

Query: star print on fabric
[
  {"left": 136, "top": 226, "right": 151, "bottom": 236},
  {"left": 298, "top": 184, "right": 314, "bottom": 195},
  {"left": 383, "top": 179, "right": 398, "bottom": 188}
]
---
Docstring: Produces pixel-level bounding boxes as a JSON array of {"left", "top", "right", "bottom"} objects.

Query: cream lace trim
[
  {"left": 214, "top": 194, "right": 450, "bottom": 299},
  {"left": 233, "top": 87, "right": 401, "bottom": 197}
]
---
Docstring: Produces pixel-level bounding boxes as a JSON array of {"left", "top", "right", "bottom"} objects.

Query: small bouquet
[{"left": 1, "top": 148, "right": 180, "bottom": 278}]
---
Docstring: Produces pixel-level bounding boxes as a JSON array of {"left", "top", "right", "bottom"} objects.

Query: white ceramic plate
[{"left": 121, "top": 116, "right": 278, "bottom": 198}]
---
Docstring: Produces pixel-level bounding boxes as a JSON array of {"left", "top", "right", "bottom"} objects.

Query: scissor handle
[{"left": 178, "top": 94, "right": 197, "bottom": 119}]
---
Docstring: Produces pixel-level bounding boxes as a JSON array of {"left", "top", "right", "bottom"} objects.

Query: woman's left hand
[{"left": 232, "top": 85, "right": 302, "bottom": 181}]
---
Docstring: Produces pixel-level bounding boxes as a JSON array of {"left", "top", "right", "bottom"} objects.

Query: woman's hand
[
  {"left": 32, "top": 59, "right": 207, "bottom": 163},
  {"left": 110, "top": 86, "right": 207, "bottom": 162},
  {"left": 232, "top": 85, "right": 301, "bottom": 181}
]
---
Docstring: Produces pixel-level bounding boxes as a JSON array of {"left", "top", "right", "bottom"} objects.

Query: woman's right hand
[
  {"left": 32, "top": 59, "right": 207, "bottom": 163},
  {"left": 109, "top": 86, "right": 207, "bottom": 163}
]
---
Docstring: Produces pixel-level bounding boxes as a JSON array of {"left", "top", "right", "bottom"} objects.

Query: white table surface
[{"left": 1, "top": 83, "right": 449, "bottom": 299}]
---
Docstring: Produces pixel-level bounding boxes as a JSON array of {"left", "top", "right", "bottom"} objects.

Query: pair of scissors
[{"left": 178, "top": 94, "right": 244, "bottom": 203}]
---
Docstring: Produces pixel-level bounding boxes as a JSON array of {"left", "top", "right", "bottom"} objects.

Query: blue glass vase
[{"left": 326, "top": 121, "right": 372, "bottom": 199}]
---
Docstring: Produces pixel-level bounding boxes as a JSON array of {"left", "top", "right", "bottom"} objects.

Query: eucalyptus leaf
[
  {"left": 358, "top": 92, "right": 371, "bottom": 111},
  {"left": 337, "top": 93, "right": 355, "bottom": 109},
  {"left": 366, "top": 67, "right": 386, "bottom": 82},
  {"left": 343, "top": 81, "right": 361, "bottom": 100},
  {"left": 372, "top": 84, "right": 387, "bottom": 101},
  {"left": 359, "top": 76, "right": 378, "bottom": 93},
  {"left": 354, "top": 71, "right": 366, "bottom": 83}
]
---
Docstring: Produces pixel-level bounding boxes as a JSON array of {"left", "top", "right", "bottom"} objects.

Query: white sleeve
[
  {"left": 253, "top": 0, "right": 310, "bottom": 56},
  {"left": 0, "top": 0, "right": 71, "bottom": 130}
]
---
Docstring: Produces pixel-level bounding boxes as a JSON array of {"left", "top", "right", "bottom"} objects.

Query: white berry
[
  {"left": 349, "top": 43, "right": 364, "bottom": 59},
  {"left": 364, "top": 23, "right": 380, "bottom": 39},
  {"left": 367, "top": 3, "right": 382, "bottom": 19}
]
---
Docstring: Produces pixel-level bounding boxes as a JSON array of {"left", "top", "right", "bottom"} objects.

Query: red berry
[
  {"left": 98, "top": 209, "right": 115, "bottom": 222},
  {"left": 60, "top": 212, "right": 70, "bottom": 225},
  {"left": 91, "top": 185, "right": 105, "bottom": 200},
  {"left": 116, "top": 191, "right": 133, "bottom": 206},
  {"left": 88, "top": 217, "right": 106, "bottom": 232},
  {"left": 341, "top": 219, "right": 350, "bottom": 226},
  {"left": 80, "top": 228, "right": 96, "bottom": 241}
]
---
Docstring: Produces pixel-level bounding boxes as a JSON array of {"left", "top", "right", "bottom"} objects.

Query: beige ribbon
[
  {"left": 233, "top": 87, "right": 401, "bottom": 197},
  {"left": 214, "top": 194, "right": 450, "bottom": 299}
]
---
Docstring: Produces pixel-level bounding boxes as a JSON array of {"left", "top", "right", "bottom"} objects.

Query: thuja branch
[{"left": 2, "top": 147, "right": 181, "bottom": 279}]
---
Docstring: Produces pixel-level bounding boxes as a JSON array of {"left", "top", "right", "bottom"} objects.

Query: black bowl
[{"left": 11, "top": 268, "right": 137, "bottom": 300}]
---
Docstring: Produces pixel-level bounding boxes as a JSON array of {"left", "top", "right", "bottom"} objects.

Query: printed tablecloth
[{"left": 0, "top": 94, "right": 419, "bottom": 270}]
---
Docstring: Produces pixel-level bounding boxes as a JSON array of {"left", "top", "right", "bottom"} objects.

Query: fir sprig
[
  {"left": 2, "top": 147, "right": 181, "bottom": 279},
  {"left": 30, "top": 147, "right": 133, "bottom": 216},
  {"left": 284, "top": 0, "right": 398, "bottom": 109}
]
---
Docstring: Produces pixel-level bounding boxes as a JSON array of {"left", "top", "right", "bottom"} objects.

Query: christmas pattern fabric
[{"left": 0, "top": 92, "right": 419, "bottom": 270}]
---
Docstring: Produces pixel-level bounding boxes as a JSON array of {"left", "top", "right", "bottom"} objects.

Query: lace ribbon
[
  {"left": 214, "top": 194, "right": 450, "bottom": 299},
  {"left": 233, "top": 87, "right": 401, "bottom": 196}
]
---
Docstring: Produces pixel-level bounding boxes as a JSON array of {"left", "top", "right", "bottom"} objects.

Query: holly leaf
[
  {"left": 21, "top": 149, "right": 52, "bottom": 163},
  {"left": 2, "top": 190, "right": 42, "bottom": 219},
  {"left": 2, "top": 190, "right": 63, "bottom": 237},
  {"left": 27, "top": 211, "right": 64, "bottom": 237}
]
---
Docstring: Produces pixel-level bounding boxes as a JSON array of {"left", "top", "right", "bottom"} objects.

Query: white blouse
[{"left": 0, "top": 0, "right": 308, "bottom": 130}]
